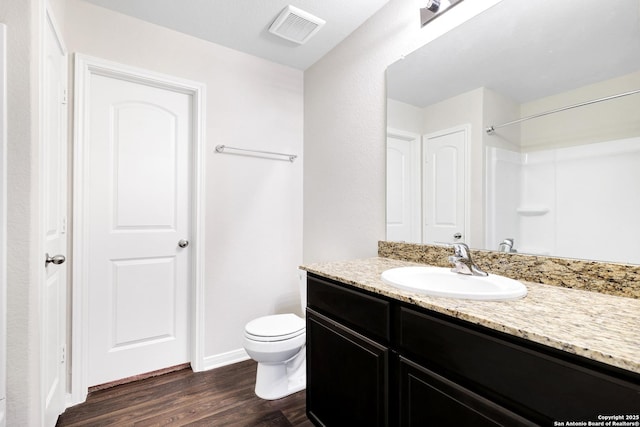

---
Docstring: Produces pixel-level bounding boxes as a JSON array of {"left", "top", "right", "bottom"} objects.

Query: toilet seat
[{"left": 245, "top": 313, "right": 305, "bottom": 342}]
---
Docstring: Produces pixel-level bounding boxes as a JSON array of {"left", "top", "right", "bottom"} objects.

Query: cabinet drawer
[
  {"left": 307, "top": 274, "right": 391, "bottom": 342},
  {"left": 398, "top": 305, "right": 640, "bottom": 424}
]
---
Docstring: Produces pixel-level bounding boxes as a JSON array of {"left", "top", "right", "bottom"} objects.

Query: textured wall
[
  {"left": 0, "top": 0, "right": 41, "bottom": 425},
  {"left": 303, "top": 0, "right": 503, "bottom": 263}
]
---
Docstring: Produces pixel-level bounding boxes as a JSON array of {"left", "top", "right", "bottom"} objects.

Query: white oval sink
[{"left": 381, "top": 266, "right": 527, "bottom": 301}]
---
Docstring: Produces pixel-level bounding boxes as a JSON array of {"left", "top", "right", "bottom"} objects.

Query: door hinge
[
  {"left": 61, "top": 345, "right": 65, "bottom": 364},
  {"left": 61, "top": 88, "right": 68, "bottom": 105}
]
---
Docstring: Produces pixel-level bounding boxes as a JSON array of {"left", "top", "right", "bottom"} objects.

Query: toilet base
[{"left": 254, "top": 346, "right": 306, "bottom": 400}]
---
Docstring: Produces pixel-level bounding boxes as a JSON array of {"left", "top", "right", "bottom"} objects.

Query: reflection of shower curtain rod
[
  {"left": 215, "top": 144, "right": 297, "bottom": 162},
  {"left": 486, "top": 88, "right": 640, "bottom": 134}
]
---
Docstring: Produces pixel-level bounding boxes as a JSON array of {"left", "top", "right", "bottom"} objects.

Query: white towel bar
[{"left": 215, "top": 145, "right": 297, "bottom": 162}]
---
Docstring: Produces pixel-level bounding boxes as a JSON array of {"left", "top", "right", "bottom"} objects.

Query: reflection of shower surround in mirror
[
  {"left": 486, "top": 137, "right": 640, "bottom": 265},
  {"left": 385, "top": 0, "right": 640, "bottom": 265}
]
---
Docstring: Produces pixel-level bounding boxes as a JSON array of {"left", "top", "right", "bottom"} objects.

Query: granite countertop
[{"left": 301, "top": 257, "right": 640, "bottom": 375}]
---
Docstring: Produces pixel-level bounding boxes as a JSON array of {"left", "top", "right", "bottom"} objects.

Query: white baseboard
[{"left": 202, "top": 348, "right": 250, "bottom": 371}]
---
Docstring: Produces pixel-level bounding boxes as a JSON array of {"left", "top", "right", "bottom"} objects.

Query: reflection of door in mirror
[
  {"left": 386, "top": 129, "right": 421, "bottom": 243},
  {"left": 423, "top": 126, "right": 469, "bottom": 245}
]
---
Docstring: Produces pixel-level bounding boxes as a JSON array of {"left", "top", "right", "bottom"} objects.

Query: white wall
[
  {"left": 61, "top": 0, "right": 304, "bottom": 363},
  {"left": 303, "top": 0, "right": 503, "bottom": 263},
  {"left": 521, "top": 70, "right": 640, "bottom": 150},
  {"left": 0, "top": 23, "right": 5, "bottom": 426},
  {"left": 482, "top": 87, "right": 521, "bottom": 151},
  {"left": 387, "top": 99, "right": 423, "bottom": 134},
  {"left": 0, "top": 0, "right": 43, "bottom": 425}
]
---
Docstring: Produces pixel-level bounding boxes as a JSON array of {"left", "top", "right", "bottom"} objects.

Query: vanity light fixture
[{"left": 421, "top": 0, "right": 464, "bottom": 27}]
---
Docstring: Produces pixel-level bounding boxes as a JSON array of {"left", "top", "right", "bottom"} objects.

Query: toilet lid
[{"left": 245, "top": 314, "right": 305, "bottom": 342}]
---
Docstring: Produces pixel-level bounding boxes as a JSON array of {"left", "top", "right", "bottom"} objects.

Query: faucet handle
[
  {"left": 448, "top": 243, "right": 489, "bottom": 277},
  {"left": 451, "top": 242, "right": 471, "bottom": 258}
]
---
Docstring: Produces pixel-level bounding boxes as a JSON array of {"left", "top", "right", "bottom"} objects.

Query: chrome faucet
[{"left": 448, "top": 243, "right": 488, "bottom": 276}]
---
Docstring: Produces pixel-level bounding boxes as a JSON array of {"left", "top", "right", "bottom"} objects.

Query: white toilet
[{"left": 242, "top": 272, "right": 307, "bottom": 400}]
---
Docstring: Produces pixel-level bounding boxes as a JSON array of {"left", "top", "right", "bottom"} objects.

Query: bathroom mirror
[{"left": 385, "top": 0, "right": 640, "bottom": 264}]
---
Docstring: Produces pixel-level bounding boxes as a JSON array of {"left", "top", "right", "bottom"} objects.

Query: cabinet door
[
  {"left": 399, "top": 357, "right": 535, "bottom": 427},
  {"left": 307, "top": 309, "right": 389, "bottom": 427}
]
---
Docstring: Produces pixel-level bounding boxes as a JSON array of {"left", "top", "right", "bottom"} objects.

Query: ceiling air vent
[{"left": 269, "top": 5, "right": 326, "bottom": 45}]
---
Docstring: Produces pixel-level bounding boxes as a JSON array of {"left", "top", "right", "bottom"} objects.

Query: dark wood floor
[{"left": 57, "top": 360, "right": 314, "bottom": 427}]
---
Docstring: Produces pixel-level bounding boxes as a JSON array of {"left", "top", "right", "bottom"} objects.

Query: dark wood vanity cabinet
[
  {"left": 397, "top": 306, "right": 640, "bottom": 425},
  {"left": 306, "top": 274, "right": 391, "bottom": 426},
  {"left": 306, "top": 273, "right": 640, "bottom": 426}
]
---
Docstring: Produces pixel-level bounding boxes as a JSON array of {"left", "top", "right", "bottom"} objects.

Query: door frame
[
  {"left": 71, "top": 54, "right": 207, "bottom": 406},
  {"left": 422, "top": 124, "right": 471, "bottom": 245}
]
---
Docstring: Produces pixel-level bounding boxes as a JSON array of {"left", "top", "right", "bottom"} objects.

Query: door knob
[
  {"left": 178, "top": 239, "right": 189, "bottom": 248},
  {"left": 45, "top": 253, "right": 66, "bottom": 266},
  {"left": 453, "top": 233, "right": 462, "bottom": 240}
]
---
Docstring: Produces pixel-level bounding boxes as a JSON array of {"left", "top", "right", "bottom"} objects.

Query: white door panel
[
  {"left": 42, "top": 11, "right": 67, "bottom": 426},
  {"left": 113, "top": 103, "right": 178, "bottom": 228},
  {"left": 87, "top": 73, "right": 191, "bottom": 386},
  {"left": 423, "top": 127, "right": 468, "bottom": 245},
  {"left": 110, "top": 257, "right": 177, "bottom": 347}
]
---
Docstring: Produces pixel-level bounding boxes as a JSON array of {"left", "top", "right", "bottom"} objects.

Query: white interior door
[
  {"left": 423, "top": 126, "right": 468, "bottom": 245},
  {"left": 42, "top": 11, "right": 67, "bottom": 426},
  {"left": 386, "top": 129, "right": 421, "bottom": 243},
  {"left": 85, "top": 68, "right": 192, "bottom": 387}
]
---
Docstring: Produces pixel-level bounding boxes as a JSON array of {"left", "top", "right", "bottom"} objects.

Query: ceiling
[
  {"left": 82, "top": 0, "right": 390, "bottom": 70},
  {"left": 387, "top": 0, "right": 640, "bottom": 107}
]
